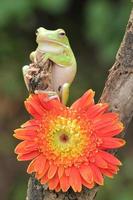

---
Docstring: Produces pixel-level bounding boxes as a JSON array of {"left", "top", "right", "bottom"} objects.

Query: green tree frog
[{"left": 23, "top": 27, "right": 77, "bottom": 105}]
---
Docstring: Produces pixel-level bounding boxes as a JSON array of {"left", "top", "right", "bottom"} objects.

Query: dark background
[{"left": 0, "top": 0, "right": 133, "bottom": 199}]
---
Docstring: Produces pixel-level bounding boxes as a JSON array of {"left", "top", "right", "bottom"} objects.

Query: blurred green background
[{"left": 0, "top": 0, "right": 133, "bottom": 199}]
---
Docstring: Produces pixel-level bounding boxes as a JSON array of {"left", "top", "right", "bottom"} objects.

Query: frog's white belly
[{"left": 51, "top": 64, "right": 76, "bottom": 92}]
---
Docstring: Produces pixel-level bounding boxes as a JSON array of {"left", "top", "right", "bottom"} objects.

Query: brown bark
[{"left": 26, "top": 8, "right": 133, "bottom": 200}]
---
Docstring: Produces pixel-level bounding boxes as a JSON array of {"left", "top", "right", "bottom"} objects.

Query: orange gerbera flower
[{"left": 14, "top": 89, "right": 125, "bottom": 192}]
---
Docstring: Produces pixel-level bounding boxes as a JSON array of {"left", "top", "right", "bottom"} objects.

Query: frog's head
[{"left": 36, "top": 27, "right": 70, "bottom": 52}]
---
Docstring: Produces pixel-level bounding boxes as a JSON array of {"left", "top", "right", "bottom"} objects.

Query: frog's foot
[
  {"left": 34, "top": 90, "right": 59, "bottom": 100},
  {"left": 40, "top": 71, "right": 49, "bottom": 78},
  {"left": 28, "top": 67, "right": 40, "bottom": 74},
  {"left": 25, "top": 74, "right": 32, "bottom": 80},
  {"left": 25, "top": 67, "right": 40, "bottom": 80},
  {"left": 37, "top": 57, "right": 48, "bottom": 66},
  {"left": 60, "top": 83, "right": 70, "bottom": 105},
  {"left": 28, "top": 67, "right": 39, "bottom": 73},
  {"left": 37, "top": 53, "right": 51, "bottom": 66}
]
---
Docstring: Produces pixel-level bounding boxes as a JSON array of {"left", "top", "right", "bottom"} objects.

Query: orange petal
[
  {"left": 99, "top": 151, "right": 122, "bottom": 166},
  {"left": 65, "top": 167, "right": 71, "bottom": 176},
  {"left": 90, "top": 164, "right": 104, "bottom": 185},
  {"left": 43, "top": 160, "right": 49, "bottom": 174},
  {"left": 24, "top": 102, "right": 36, "bottom": 117},
  {"left": 71, "top": 89, "right": 95, "bottom": 111},
  {"left": 95, "top": 122, "right": 124, "bottom": 137},
  {"left": 25, "top": 94, "right": 65, "bottom": 118},
  {"left": 28, "top": 156, "right": 47, "bottom": 176},
  {"left": 96, "top": 112, "right": 119, "bottom": 121},
  {"left": 38, "top": 93, "right": 64, "bottom": 113},
  {"left": 27, "top": 159, "right": 36, "bottom": 173},
  {"left": 79, "top": 164, "right": 93, "bottom": 184},
  {"left": 34, "top": 154, "right": 46, "bottom": 174},
  {"left": 107, "top": 163, "right": 119, "bottom": 173},
  {"left": 41, "top": 174, "right": 49, "bottom": 185},
  {"left": 17, "top": 151, "right": 40, "bottom": 161},
  {"left": 48, "top": 173, "right": 59, "bottom": 190},
  {"left": 100, "top": 169, "right": 114, "bottom": 178},
  {"left": 60, "top": 175, "right": 70, "bottom": 192},
  {"left": 37, "top": 160, "right": 49, "bottom": 179},
  {"left": 13, "top": 128, "right": 36, "bottom": 140},
  {"left": 15, "top": 141, "right": 37, "bottom": 154},
  {"left": 24, "top": 94, "right": 46, "bottom": 118},
  {"left": 55, "top": 183, "right": 61, "bottom": 192},
  {"left": 58, "top": 165, "right": 64, "bottom": 178},
  {"left": 94, "top": 113, "right": 119, "bottom": 129},
  {"left": 100, "top": 137, "right": 126, "bottom": 149},
  {"left": 15, "top": 141, "right": 26, "bottom": 154},
  {"left": 69, "top": 167, "right": 82, "bottom": 192},
  {"left": 21, "top": 119, "right": 39, "bottom": 128},
  {"left": 86, "top": 103, "right": 108, "bottom": 119},
  {"left": 81, "top": 177, "right": 94, "bottom": 189},
  {"left": 48, "top": 164, "right": 57, "bottom": 179},
  {"left": 95, "top": 153, "right": 108, "bottom": 168}
]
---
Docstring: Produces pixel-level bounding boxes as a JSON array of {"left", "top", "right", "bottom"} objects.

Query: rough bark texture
[{"left": 26, "top": 8, "right": 133, "bottom": 200}]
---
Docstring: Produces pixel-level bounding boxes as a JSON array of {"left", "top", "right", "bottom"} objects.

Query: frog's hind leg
[
  {"left": 60, "top": 83, "right": 70, "bottom": 105},
  {"left": 22, "top": 65, "right": 30, "bottom": 91}
]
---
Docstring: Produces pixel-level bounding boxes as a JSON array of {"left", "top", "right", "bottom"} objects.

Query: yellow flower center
[
  {"left": 37, "top": 109, "right": 95, "bottom": 167},
  {"left": 44, "top": 116, "right": 90, "bottom": 167},
  {"left": 59, "top": 133, "right": 69, "bottom": 143}
]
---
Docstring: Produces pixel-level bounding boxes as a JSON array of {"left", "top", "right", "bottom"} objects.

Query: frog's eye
[{"left": 59, "top": 31, "right": 66, "bottom": 37}]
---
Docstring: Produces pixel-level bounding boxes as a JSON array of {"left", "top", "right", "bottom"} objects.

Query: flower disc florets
[{"left": 14, "top": 90, "right": 125, "bottom": 192}]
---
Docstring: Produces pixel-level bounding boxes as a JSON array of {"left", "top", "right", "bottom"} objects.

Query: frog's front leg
[
  {"left": 60, "top": 83, "right": 70, "bottom": 105},
  {"left": 34, "top": 52, "right": 50, "bottom": 65},
  {"left": 30, "top": 51, "right": 36, "bottom": 63},
  {"left": 39, "top": 53, "right": 72, "bottom": 67},
  {"left": 51, "top": 54, "right": 72, "bottom": 67}
]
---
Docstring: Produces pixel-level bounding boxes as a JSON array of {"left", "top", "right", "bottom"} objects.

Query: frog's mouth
[
  {"left": 38, "top": 38, "right": 68, "bottom": 48},
  {"left": 47, "top": 40, "right": 68, "bottom": 47},
  {"left": 38, "top": 40, "right": 67, "bottom": 53},
  {"left": 37, "top": 39, "right": 69, "bottom": 53}
]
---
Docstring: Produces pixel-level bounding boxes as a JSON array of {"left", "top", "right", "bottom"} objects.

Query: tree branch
[{"left": 26, "top": 8, "right": 133, "bottom": 200}]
